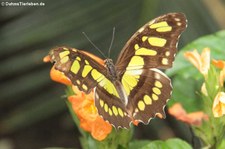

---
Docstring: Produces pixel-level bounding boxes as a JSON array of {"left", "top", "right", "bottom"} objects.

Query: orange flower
[
  {"left": 50, "top": 67, "right": 72, "bottom": 85},
  {"left": 69, "top": 86, "right": 112, "bottom": 141},
  {"left": 43, "top": 55, "right": 72, "bottom": 85},
  {"left": 184, "top": 48, "right": 210, "bottom": 76},
  {"left": 212, "top": 59, "right": 225, "bottom": 87},
  {"left": 43, "top": 55, "right": 51, "bottom": 63},
  {"left": 168, "top": 103, "right": 208, "bottom": 126},
  {"left": 212, "top": 92, "right": 225, "bottom": 117},
  {"left": 212, "top": 59, "right": 225, "bottom": 69}
]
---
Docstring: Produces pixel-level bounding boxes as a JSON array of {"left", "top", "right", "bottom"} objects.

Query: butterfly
[{"left": 48, "top": 13, "right": 187, "bottom": 129}]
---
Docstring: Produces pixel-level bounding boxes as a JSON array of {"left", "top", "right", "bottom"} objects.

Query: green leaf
[
  {"left": 167, "top": 30, "right": 225, "bottom": 77},
  {"left": 218, "top": 139, "right": 225, "bottom": 149},
  {"left": 140, "top": 140, "right": 167, "bottom": 149},
  {"left": 129, "top": 138, "right": 192, "bottom": 149},
  {"left": 165, "top": 138, "right": 192, "bottom": 149},
  {"left": 167, "top": 76, "right": 203, "bottom": 112},
  {"left": 129, "top": 140, "right": 150, "bottom": 149}
]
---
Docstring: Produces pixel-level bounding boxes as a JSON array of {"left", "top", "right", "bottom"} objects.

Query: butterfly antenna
[
  {"left": 108, "top": 27, "right": 115, "bottom": 58},
  {"left": 82, "top": 32, "right": 107, "bottom": 59}
]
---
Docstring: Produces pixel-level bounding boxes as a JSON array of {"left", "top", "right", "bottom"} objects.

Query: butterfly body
[
  {"left": 105, "top": 59, "right": 118, "bottom": 81},
  {"left": 49, "top": 13, "right": 187, "bottom": 129},
  {"left": 104, "top": 58, "right": 129, "bottom": 106}
]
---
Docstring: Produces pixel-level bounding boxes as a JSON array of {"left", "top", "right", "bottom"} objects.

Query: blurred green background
[{"left": 1, "top": 0, "right": 225, "bottom": 148}]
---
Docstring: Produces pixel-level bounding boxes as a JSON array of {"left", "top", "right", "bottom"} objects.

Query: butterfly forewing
[
  {"left": 50, "top": 47, "right": 107, "bottom": 93},
  {"left": 115, "top": 13, "right": 187, "bottom": 72}
]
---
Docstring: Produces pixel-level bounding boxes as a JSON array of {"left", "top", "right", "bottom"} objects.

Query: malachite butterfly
[{"left": 48, "top": 13, "right": 187, "bottom": 129}]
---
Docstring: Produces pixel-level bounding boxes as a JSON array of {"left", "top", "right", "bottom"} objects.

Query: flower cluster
[
  {"left": 169, "top": 48, "right": 225, "bottom": 148},
  {"left": 184, "top": 48, "right": 210, "bottom": 76},
  {"left": 170, "top": 48, "right": 225, "bottom": 122},
  {"left": 212, "top": 60, "right": 225, "bottom": 117},
  {"left": 69, "top": 86, "right": 112, "bottom": 141},
  {"left": 184, "top": 48, "right": 225, "bottom": 117}
]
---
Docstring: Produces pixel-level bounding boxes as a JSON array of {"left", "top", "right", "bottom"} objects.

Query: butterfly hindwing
[
  {"left": 95, "top": 87, "right": 132, "bottom": 128},
  {"left": 124, "top": 68, "right": 172, "bottom": 124}
]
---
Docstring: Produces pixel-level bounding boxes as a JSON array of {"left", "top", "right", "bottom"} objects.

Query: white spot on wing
[
  {"left": 174, "top": 18, "right": 181, "bottom": 22},
  {"left": 138, "top": 27, "right": 145, "bottom": 33},
  {"left": 150, "top": 68, "right": 170, "bottom": 80},
  {"left": 177, "top": 22, "right": 182, "bottom": 26}
]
